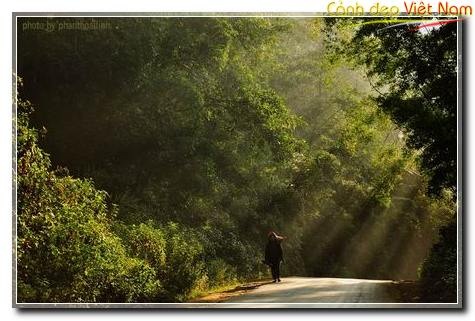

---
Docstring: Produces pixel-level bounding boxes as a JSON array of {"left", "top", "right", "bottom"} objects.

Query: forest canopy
[{"left": 16, "top": 17, "right": 458, "bottom": 303}]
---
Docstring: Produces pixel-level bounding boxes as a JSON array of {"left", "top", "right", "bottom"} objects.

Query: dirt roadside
[{"left": 189, "top": 280, "right": 273, "bottom": 303}]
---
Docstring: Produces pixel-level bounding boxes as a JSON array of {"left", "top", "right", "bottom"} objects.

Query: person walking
[{"left": 265, "top": 231, "right": 285, "bottom": 283}]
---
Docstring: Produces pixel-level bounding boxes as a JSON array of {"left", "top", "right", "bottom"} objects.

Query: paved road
[{"left": 223, "top": 277, "right": 395, "bottom": 306}]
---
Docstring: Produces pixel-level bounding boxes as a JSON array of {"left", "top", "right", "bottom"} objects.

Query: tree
[
  {"left": 16, "top": 84, "right": 161, "bottom": 302},
  {"left": 326, "top": 18, "right": 458, "bottom": 301}
]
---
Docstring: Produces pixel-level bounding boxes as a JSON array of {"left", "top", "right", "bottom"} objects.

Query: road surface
[{"left": 223, "top": 277, "right": 395, "bottom": 305}]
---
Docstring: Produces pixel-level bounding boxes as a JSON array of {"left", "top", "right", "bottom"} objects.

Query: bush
[
  {"left": 159, "top": 223, "right": 206, "bottom": 301},
  {"left": 17, "top": 97, "right": 161, "bottom": 302},
  {"left": 205, "top": 258, "right": 238, "bottom": 287},
  {"left": 115, "top": 222, "right": 167, "bottom": 273},
  {"left": 116, "top": 221, "right": 206, "bottom": 301}
]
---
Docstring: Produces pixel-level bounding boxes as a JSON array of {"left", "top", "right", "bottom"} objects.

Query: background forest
[{"left": 16, "top": 17, "right": 458, "bottom": 303}]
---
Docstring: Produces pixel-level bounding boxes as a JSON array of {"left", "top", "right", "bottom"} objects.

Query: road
[{"left": 221, "top": 277, "right": 395, "bottom": 306}]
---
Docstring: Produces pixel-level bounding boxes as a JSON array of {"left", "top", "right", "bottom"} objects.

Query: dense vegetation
[
  {"left": 16, "top": 17, "right": 457, "bottom": 302},
  {"left": 323, "top": 18, "right": 458, "bottom": 301}
]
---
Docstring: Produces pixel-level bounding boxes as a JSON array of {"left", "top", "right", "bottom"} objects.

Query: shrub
[
  {"left": 17, "top": 97, "right": 160, "bottom": 302},
  {"left": 160, "top": 223, "right": 205, "bottom": 301},
  {"left": 116, "top": 221, "right": 206, "bottom": 301}
]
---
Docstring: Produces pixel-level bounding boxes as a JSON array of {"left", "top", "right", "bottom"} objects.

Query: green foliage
[
  {"left": 113, "top": 221, "right": 250, "bottom": 301},
  {"left": 253, "top": 20, "right": 446, "bottom": 279},
  {"left": 115, "top": 221, "right": 207, "bottom": 301},
  {"left": 115, "top": 222, "right": 167, "bottom": 273},
  {"left": 324, "top": 18, "right": 458, "bottom": 298},
  {"left": 205, "top": 258, "right": 238, "bottom": 288},
  {"left": 159, "top": 223, "right": 205, "bottom": 300},
  {"left": 326, "top": 18, "right": 457, "bottom": 195},
  {"left": 17, "top": 97, "right": 161, "bottom": 303},
  {"left": 16, "top": 17, "right": 456, "bottom": 303}
]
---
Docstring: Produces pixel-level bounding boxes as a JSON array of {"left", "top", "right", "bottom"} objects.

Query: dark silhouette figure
[{"left": 265, "top": 231, "right": 284, "bottom": 283}]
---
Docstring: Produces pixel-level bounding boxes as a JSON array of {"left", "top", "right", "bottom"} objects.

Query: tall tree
[{"left": 326, "top": 18, "right": 458, "bottom": 301}]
